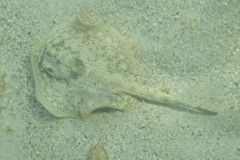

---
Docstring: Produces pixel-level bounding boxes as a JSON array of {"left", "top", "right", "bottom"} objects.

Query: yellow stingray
[{"left": 32, "top": 13, "right": 217, "bottom": 118}]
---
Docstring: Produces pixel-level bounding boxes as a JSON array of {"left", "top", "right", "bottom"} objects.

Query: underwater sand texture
[
  {"left": 32, "top": 12, "right": 217, "bottom": 118},
  {"left": 1, "top": 0, "right": 240, "bottom": 159}
]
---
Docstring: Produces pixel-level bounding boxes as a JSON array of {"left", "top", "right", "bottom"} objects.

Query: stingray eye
[
  {"left": 39, "top": 48, "right": 58, "bottom": 78},
  {"left": 43, "top": 67, "right": 54, "bottom": 77},
  {"left": 72, "top": 57, "right": 85, "bottom": 76}
]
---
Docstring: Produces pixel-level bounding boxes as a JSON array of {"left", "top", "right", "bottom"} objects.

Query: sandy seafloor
[{"left": 0, "top": 0, "right": 240, "bottom": 159}]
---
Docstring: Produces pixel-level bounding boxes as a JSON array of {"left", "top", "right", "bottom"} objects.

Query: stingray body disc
[{"left": 31, "top": 15, "right": 149, "bottom": 118}]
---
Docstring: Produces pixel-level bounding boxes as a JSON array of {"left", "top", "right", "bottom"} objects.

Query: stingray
[{"left": 31, "top": 14, "right": 217, "bottom": 118}]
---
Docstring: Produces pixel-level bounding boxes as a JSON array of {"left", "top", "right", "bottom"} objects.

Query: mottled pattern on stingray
[{"left": 31, "top": 13, "right": 166, "bottom": 118}]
